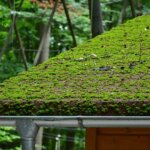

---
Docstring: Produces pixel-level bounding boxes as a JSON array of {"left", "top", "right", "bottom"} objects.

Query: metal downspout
[{"left": 16, "top": 119, "right": 39, "bottom": 150}]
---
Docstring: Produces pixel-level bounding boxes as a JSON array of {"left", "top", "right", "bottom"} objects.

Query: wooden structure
[{"left": 86, "top": 128, "right": 150, "bottom": 150}]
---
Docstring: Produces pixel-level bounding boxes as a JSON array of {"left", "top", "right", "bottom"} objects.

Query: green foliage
[
  {"left": 142, "top": 0, "right": 150, "bottom": 14},
  {"left": 0, "top": 15, "right": 149, "bottom": 116},
  {"left": 0, "top": 60, "right": 25, "bottom": 82},
  {"left": 42, "top": 127, "right": 85, "bottom": 150},
  {"left": 0, "top": 127, "right": 21, "bottom": 149},
  {"left": 0, "top": 4, "right": 11, "bottom": 45},
  {"left": 0, "top": 0, "right": 91, "bottom": 63}
]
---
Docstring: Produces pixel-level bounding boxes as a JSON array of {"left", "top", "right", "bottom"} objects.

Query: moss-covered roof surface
[{"left": 0, "top": 15, "right": 150, "bottom": 116}]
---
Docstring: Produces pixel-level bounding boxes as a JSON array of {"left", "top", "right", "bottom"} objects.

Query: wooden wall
[{"left": 86, "top": 128, "right": 150, "bottom": 150}]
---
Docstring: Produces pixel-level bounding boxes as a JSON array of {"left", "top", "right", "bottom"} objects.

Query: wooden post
[{"left": 85, "top": 128, "right": 97, "bottom": 150}]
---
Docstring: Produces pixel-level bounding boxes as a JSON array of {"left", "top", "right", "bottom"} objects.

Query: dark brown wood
[
  {"left": 86, "top": 128, "right": 150, "bottom": 150},
  {"left": 86, "top": 128, "right": 97, "bottom": 150},
  {"left": 98, "top": 128, "right": 150, "bottom": 135}
]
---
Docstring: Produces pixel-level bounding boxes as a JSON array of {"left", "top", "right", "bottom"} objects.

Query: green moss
[{"left": 0, "top": 15, "right": 150, "bottom": 115}]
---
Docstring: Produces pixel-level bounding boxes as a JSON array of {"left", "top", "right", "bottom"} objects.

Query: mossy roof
[{"left": 0, "top": 15, "right": 150, "bottom": 116}]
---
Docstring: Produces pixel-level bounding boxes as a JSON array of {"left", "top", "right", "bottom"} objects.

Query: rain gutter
[
  {"left": 1, "top": 116, "right": 150, "bottom": 150},
  {"left": 0, "top": 116, "right": 150, "bottom": 128}
]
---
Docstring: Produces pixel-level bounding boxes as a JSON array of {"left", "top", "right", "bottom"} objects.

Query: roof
[{"left": 0, "top": 15, "right": 149, "bottom": 116}]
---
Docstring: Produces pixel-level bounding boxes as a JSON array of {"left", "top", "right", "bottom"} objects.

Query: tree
[
  {"left": 88, "top": 0, "right": 104, "bottom": 37},
  {"left": 34, "top": 0, "right": 58, "bottom": 65}
]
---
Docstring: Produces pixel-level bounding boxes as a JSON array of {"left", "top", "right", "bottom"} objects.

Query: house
[{"left": 0, "top": 15, "right": 150, "bottom": 149}]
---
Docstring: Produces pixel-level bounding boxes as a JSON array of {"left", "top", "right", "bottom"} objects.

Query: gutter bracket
[
  {"left": 16, "top": 119, "right": 39, "bottom": 150},
  {"left": 77, "top": 117, "right": 84, "bottom": 128}
]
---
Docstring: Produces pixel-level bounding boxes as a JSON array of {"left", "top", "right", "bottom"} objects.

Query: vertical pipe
[
  {"left": 22, "top": 139, "right": 36, "bottom": 150},
  {"left": 16, "top": 119, "right": 39, "bottom": 150}
]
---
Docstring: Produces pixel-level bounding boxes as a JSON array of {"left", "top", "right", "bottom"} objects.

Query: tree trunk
[
  {"left": 34, "top": 0, "right": 58, "bottom": 65},
  {"left": 34, "top": 1, "right": 58, "bottom": 147},
  {"left": 118, "top": 0, "right": 128, "bottom": 24},
  {"left": 89, "top": 0, "right": 104, "bottom": 37},
  {"left": 137, "top": 0, "right": 143, "bottom": 16},
  {"left": 128, "top": 0, "right": 136, "bottom": 17},
  {"left": 34, "top": 24, "right": 50, "bottom": 65},
  {"left": 62, "top": 0, "right": 77, "bottom": 47},
  {"left": 14, "top": 23, "right": 28, "bottom": 70}
]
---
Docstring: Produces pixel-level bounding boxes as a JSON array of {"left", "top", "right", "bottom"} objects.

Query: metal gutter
[
  {"left": 1, "top": 116, "right": 150, "bottom": 150},
  {"left": 0, "top": 121, "right": 15, "bottom": 126},
  {"left": 0, "top": 116, "right": 150, "bottom": 127}
]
